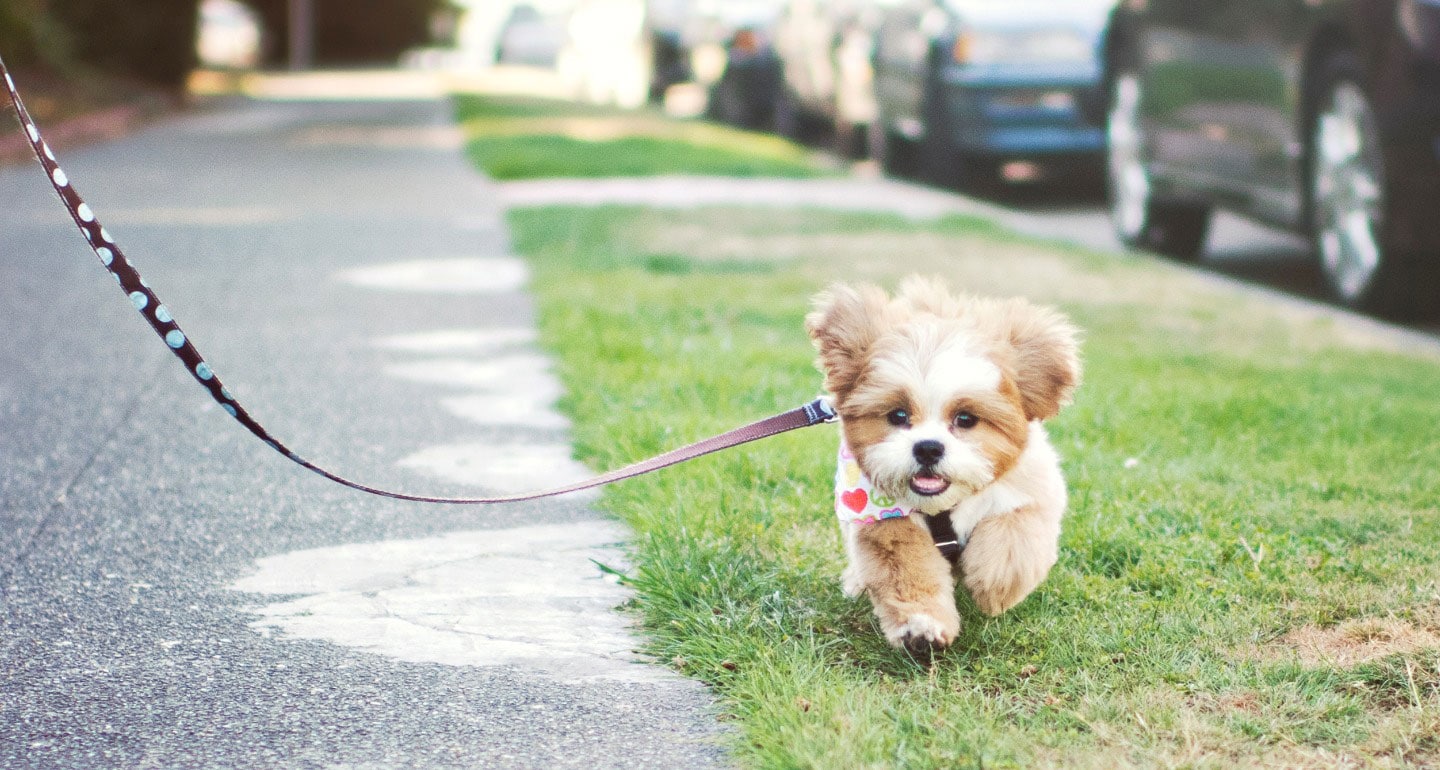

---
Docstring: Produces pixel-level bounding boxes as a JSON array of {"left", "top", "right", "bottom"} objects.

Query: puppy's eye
[
  {"left": 886, "top": 409, "right": 911, "bottom": 427},
  {"left": 953, "top": 411, "right": 979, "bottom": 429}
]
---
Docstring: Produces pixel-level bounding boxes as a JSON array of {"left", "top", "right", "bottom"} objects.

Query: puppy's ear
[
  {"left": 805, "top": 283, "right": 892, "bottom": 398},
  {"left": 990, "top": 299, "right": 1081, "bottom": 421}
]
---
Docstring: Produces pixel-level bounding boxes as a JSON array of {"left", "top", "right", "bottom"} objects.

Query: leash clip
[{"left": 806, "top": 397, "right": 838, "bottom": 425}]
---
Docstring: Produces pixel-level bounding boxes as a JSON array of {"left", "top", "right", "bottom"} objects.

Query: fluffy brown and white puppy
[{"left": 806, "top": 276, "right": 1080, "bottom": 654}]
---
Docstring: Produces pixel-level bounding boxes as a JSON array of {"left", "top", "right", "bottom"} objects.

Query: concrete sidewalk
[{"left": 1, "top": 80, "right": 725, "bottom": 767}]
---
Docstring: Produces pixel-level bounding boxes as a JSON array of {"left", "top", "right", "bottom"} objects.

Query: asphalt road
[{"left": 1, "top": 89, "right": 724, "bottom": 768}]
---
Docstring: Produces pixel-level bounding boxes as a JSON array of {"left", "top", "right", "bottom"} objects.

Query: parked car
[
  {"left": 495, "top": 3, "right": 568, "bottom": 67},
  {"left": 1103, "top": 0, "right": 1440, "bottom": 316},
  {"left": 771, "top": 0, "right": 884, "bottom": 155},
  {"left": 871, "top": 0, "right": 1115, "bottom": 186}
]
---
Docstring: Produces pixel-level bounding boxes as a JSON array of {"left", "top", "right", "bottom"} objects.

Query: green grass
[
  {"left": 462, "top": 95, "right": 1440, "bottom": 767},
  {"left": 509, "top": 205, "right": 1440, "bottom": 768},
  {"left": 453, "top": 94, "right": 829, "bottom": 179}
]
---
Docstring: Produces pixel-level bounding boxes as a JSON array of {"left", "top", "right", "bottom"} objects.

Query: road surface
[{"left": 1, "top": 82, "right": 725, "bottom": 769}]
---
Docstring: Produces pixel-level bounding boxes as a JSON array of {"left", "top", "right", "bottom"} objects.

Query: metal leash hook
[{"left": 0, "top": 55, "right": 835, "bottom": 505}]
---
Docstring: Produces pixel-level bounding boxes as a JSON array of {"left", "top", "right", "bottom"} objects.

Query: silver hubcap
[
  {"left": 1312, "top": 81, "right": 1385, "bottom": 303},
  {"left": 1108, "top": 73, "right": 1149, "bottom": 240}
]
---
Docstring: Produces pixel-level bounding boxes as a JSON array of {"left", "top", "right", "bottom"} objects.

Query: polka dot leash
[{"left": 1, "top": 57, "right": 837, "bottom": 504}]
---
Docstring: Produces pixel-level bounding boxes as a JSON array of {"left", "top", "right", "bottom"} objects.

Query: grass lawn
[
  {"left": 463, "top": 96, "right": 1440, "bottom": 768},
  {"left": 454, "top": 94, "right": 830, "bottom": 180}
]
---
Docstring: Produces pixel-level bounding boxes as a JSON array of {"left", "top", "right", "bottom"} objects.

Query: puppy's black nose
[{"left": 912, "top": 440, "right": 945, "bottom": 466}]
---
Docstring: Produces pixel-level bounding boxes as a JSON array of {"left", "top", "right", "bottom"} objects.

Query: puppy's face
[{"left": 807, "top": 278, "right": 1079, "bottom": 513}]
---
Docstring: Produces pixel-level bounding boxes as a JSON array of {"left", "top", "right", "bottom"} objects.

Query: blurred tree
[
  {"left": 242, "top": 0, "right": 449, "bottom": 66},
  {"left": 0, "top": 0, "right": 76, "bottom": 72},
  {"left": 0, "top": 0, "right": 198, "bottom": 87},
  {"left": 51, "top": 0, "right": 200, "bottom": 87}
]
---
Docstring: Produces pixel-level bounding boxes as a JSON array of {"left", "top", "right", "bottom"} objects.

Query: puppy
[{"left": 806, "top": 276, "right": 1080, "bottom": 654}]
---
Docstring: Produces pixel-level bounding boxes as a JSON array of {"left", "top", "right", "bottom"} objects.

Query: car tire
[
  {"left": 875, "top": 125, "right": 916, "bottom": 178},
  {"left": 1306, "top": 52, "right": 1433, "bottom": 317},
  {"left": 920, "top": 125, "right": 991, "bottom": 190},
  {"left": 833, "top": 118, "right": 863, "bottom": 159},
  {"left": 1106, "top": 69, "right": 1211, "bottom": 260},
  {"left": 919, "top": 127, "right": 960, "bottom": 188},
  {"left": 916, "top": 59, "right": 984, "bottom": 190}
]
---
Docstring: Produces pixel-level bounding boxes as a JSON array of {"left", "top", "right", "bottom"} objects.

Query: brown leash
[{"left": 0, "top": 56, "right": 837, "bottom": 504}]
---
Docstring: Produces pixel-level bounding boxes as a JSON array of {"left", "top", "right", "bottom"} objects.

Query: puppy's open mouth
[{"left": 909, "top": 473, "right": 951, "bottom": 497}]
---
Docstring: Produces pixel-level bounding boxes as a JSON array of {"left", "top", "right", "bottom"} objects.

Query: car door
[
  {"left": 1137, "top": 0, "right": 1246, "bottom": 194},
  {"left": 1197, "top": 0, "right": 1313, "bottom": 225},
  {"left": 1140, "top": 0, "right": 1309, "bottom": 224},
  {"left": 873, "top": 0, "right": 937, "bottom": 141}
]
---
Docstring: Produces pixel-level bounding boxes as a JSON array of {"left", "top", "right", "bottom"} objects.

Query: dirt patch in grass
[{"left": 1262, "top": 617, "right": 1440, "bottom": 668}]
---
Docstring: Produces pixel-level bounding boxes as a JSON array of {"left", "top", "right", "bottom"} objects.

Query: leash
[{"left": 0, "top": 56, "right": 837, "bottom": 504}]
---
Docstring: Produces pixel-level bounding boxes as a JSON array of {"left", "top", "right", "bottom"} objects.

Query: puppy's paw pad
[
  {"left": 886, "top": 613, "right": 955, "bottom": 651},
  {"left": 902, "top": 635, "right": 941, "bottom": 660}
]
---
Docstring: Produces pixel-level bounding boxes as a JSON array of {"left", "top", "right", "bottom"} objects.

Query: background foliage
[
  {"left": 236, "top": 0, "right": 446, "bottom": 67},
  {"left": 0, "top": 0, "right": 447, "bottom": 87}
]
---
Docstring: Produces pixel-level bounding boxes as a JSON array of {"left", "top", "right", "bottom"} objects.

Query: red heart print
[{"left": 841, "top": 488, "right": 868, "bottom": 513}]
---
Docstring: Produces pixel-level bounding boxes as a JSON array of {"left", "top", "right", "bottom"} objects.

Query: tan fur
[
  {"left": 809, "top": 276, "right": 1080, "bottom": 651},
  {"left": 952, "top": 385, "right": 1030, "bottom": 478},
  {"left": 962, "top": 502, "right": 1063, "bottom": 616},
  {"left": 981, "top": 299, "right": 1082, "bottom": 421},
  {"left": 852, "top": 518, "right": 960, "bottom": 650},
  {"left": 804, "top": 283, "right": 895, "bottom": 398},
  {"left": 897, "top": 276, "right": 1080, "bottom": 421}
]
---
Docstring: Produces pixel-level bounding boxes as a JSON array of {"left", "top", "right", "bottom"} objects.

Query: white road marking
[
  {"left": 373, "top": 327, "right": 537, "bottom": 355},
  {"left": 397, "top": 441, "right": 596, "bottom": 497},
  {"left": 383, "top": 354, "right": 555, "bottom": 391},
  {"left": 440, "top": 393, "right": 570, "bottom": 429},
  {"left": 230, "top": 521, "right": 668, "bottom": 682},
  {"left": 337, "top": 257, "right": 528, "bottom": 294}
]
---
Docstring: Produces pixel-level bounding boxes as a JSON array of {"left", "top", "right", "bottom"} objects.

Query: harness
[{"left": 834, "top": 441, "right": 964, "bottom": 563}]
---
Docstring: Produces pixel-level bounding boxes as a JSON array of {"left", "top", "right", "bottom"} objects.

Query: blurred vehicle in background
[
  {"left": 700, "top": 0, "right": 788, "bottom": 128},
  {"left": 496, "top": 3, "right": 568, "bottom": 66},
  {"left": 197, "top": 0, "right": 263, "bottom": 69},
  {"left": 771, "top": 0, "right": 884, "bottom": 156},
  {"left": 871, "top": 0, "right": 1115, "bottom": 187},
  {"left": 1104, "top": 0, "right": 1440, "bottom": 316}
]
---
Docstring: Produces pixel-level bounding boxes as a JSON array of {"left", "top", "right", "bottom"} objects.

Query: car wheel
[
  {"left": 919, "top": 127, "right": 961, "bottom": 187},
  {"left": 1106, "top": 70, "right": 1211, "bottom": 260},
  {"left": 1307, "top": 53, "right": 1429, "bottom": 316},
  {"left": 875, "top": 124, "right": 916, "bottom": 178},
  {"left": 916, "top": 64, "right": 979, "bottom": 189}
]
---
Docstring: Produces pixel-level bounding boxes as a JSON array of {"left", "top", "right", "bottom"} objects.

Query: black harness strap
[{"left": 924, "top": 512, "right": 963, "bottom": 564}]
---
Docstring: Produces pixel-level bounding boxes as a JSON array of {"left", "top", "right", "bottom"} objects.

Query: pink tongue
[{"left": 913, "top": 476, "right": 947, "bottom": 493}]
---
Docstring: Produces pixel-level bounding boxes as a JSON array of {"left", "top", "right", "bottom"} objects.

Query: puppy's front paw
[
  {"left": 884, "top": 611, "right": 959, "bottom": 656},
  {"left": 961, "top": 509, "right": 1059, "bottom": 616},
  {"left": 964, "top": 565, "right": 1046, "bottom": 616}
]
